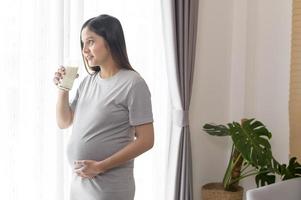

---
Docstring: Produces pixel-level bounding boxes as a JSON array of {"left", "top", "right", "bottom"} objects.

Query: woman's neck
[
  {"left": 97, "top": 53, "right": 120, "bottom": 78},
  {"left": 99, "top": 64, "right": 120, "bottom": 79}
]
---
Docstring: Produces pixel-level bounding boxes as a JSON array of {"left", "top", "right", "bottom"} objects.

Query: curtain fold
[
  {"left": 0, "top": 1, "right": 68, "bottom": 199},
  {"left": 162, "top": 0, "right": 199, "bottom": 199}
]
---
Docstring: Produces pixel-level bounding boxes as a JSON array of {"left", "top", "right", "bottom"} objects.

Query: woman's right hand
[{"left": 53, "top": 65, "right": 66, "bottom": 87}]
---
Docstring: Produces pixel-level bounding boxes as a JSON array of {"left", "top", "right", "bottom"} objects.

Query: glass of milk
[{"left": 57, "top": 58, "right": 79, "bottom": 91}]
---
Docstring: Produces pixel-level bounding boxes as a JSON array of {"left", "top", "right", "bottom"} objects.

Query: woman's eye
[{"left": 88, "top": 40, "right": 94, "bottom": 45}]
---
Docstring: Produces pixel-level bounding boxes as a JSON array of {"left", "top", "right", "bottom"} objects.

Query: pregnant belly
[{"left": 66, "top": 137, "right": 130, "bottom": 166}]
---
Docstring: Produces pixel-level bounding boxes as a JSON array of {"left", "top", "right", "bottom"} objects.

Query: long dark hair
[{"left": 80, "top": 14, "right": 134, "bottom": 75}]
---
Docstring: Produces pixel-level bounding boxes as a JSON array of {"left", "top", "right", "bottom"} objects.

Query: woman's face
[{"left": 81, "top": 27, "right": 111, "bottom": 67}]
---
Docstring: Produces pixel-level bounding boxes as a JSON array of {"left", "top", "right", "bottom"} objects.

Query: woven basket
[{"left": 201, "top": 183, "right": 243, "bottom": 200}]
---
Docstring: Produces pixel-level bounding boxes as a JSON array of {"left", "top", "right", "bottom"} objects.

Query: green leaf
[
  {"left": 255, "top": 167, "right": 276, "bottom": 187},
  {"left": 282, "top": 157, "right": 301, "bottom": 180},
  {"left": 203, "top": 123, "right": 230, "bottom": 136},
  {"left": 231, "top": 119, "right": 273, "bottom": 168}
]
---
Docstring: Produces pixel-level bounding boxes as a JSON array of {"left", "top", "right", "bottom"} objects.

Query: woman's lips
[{"left": 86, "top": 55, "right": 93, "bottom": 60}]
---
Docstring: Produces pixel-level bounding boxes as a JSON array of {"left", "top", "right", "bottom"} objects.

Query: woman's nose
[{"left": 83, "top": 45, "right": 90, "bottom": 53}]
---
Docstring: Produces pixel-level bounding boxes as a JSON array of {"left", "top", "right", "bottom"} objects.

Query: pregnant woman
[{"left": 53, "top": 14, "right": 154, "bottom": 200}]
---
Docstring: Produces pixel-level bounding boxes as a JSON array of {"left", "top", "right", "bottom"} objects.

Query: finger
[
  {"left": 76, "top": 160, "right": 86, "bottom": 165},
  {"left": 75, "top": 167, "right": 96, "bottom": 179},
  {"left": 74, "top": 167, "right": 82, "bottom": 173},
  {"left": 54, "top": 76, "right": 62, "bottom": 84},
  {"left": 58, "top": 69, "right": 66, "bottom": 76},
  {"left": 78, "top": 173, "right": 89, "bottom": 178},
  {"left": 76, "top": 170, "right": 90, "bottom": 179},
  {"left": 74, "top": 167, "right": 86, "bottom": 174},
  {"left": 55, "top": 72, "right": 63, "bottom": 79},
  {"left": 74, "top": 160, "right": 82, "bottom": 166},
  {"left": 75, "top": 166, "right": 92, "bottom": 177},
  {"left": 59, "top": 65, "right": 65, "bottom": 71},
  {"left": 53, "top": 77, "right": 59, "bottom": 85},
  {"left": 75, "top": 169, "right": 84, "bottom": 177},
  {"left": 74, "top": 163, "right": 84, "bottom": 170}
]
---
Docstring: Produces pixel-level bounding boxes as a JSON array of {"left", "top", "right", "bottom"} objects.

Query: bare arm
[
  {"left": 54, "top": 66, "right": 74, "bottom": 129},
  {"left": 98, "top": 123, "right": 154, "bottom": 171},
  {"left": 56, "top": 90, "right": 74, "bottom": 129}
]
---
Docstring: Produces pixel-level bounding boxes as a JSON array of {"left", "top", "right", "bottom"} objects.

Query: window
[{"left": 0, "top": 1, "right": 169, "bottom": 199}]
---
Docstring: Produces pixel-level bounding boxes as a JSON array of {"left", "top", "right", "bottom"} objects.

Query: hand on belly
[{"left": 74, "top": 160, "right": 106, "bottom": 179}]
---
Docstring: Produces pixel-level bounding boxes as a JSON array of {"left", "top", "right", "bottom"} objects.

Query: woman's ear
[{"left": 105, "top": 43, "right": 111, "bottom": 52}]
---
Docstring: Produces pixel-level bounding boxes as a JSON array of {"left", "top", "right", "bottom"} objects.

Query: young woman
[{"left": 53, "top": 14, "right": 154, "bottom": 200}]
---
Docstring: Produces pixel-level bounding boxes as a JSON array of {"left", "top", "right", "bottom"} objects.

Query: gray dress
[{"left": 67, "top": 69, "right": 153, "bottom": 200}]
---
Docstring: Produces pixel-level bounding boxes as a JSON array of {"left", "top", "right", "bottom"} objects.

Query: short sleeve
[
  {"left": 70, "top": 89, "right": 79, "bottom": 112},
  {"left": 69, "top": 76, "right": 87, "bottom": 112},
  {"left": 127, "top": 79, "right": 153, "bottom": 126}
]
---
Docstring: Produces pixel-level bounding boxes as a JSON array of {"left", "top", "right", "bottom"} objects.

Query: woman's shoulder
[
  {"left": 76, "top": 72, "right": 97, "bottom": 89},
  {"left": 120, "top": 69, "right": 146, "bottom": 86},
  {"left": 80, "top": 73, "right": 95, "bottom": 84}
]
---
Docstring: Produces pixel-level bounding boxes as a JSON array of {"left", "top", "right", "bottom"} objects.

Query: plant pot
[{"left": 201, "top": 183, "right": 243, "bottom": 200}]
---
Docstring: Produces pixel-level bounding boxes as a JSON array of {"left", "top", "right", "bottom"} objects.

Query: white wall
[{"left": 190, "top": 0, "right": 292, "bottom": 199}]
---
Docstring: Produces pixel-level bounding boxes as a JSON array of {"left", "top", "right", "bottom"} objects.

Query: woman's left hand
[{"left": 73, "top": 160, "right": 105, "bottom": 179}]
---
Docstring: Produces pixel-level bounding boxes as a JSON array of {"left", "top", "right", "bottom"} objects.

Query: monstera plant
[{"left": 203, "top": 118, "right": 301, "bottom": 192}]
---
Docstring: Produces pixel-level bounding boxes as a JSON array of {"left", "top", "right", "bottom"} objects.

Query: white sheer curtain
[{"left": 0, "top": 0, "right": 170, "bottom": 200}]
